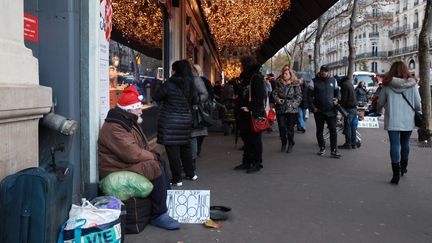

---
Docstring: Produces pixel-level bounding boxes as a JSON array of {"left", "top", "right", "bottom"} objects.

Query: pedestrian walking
[
  {"left": 376, "top": 61, "right": 421, "bottom": 185},
  {"left": 297, "top": 78, "right": 309, "bottom": 133},
  {"left": 272, "top": 66, "right": 302, "bottom": 153},
  {"left": 234, "top": 55, "right": 266, "bottom": 173},
  {"left": 308, "top": 65, "right": 342, "bottom": 158},
  {"left": 338, "top": 76, "right": 358, "bottom": 149},
  {"left": 190, "top": 64, "right": 209, "bottom": 168},
  {"left": 152, "top": 60, "right": 197, "bottom": 186},
  {"left": 355, "top": 80, "right": 368, "bottom": 104}
]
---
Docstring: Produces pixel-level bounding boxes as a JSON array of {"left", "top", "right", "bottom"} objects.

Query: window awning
[{"left": 256, "top": 0, "right": 338, "bottom": 64}]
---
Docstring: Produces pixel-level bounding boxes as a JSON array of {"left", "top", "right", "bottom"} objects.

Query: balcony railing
[
  {"left": 356, "top": 52, "right": 389, "bottom": 59},
  {"left": 388, "top": 25, "right": 410, "bottom": 38},
  {"left": 388, "top": 44, "right": 418, "bottom": 56},
  {"left": 369, "top": 32, "right": 379, "bottom": 38},
  {"left": 413, "top": 22, "right": 419, "bottom": 29},
  {"left": 364, "top": 12, "right": 393, "bottom": 20},
  {"left": 327, "top": 46, "right": 338, "bottom": 54}
]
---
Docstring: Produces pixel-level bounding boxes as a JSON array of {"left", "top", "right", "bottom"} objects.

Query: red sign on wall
[{"left": 24, "top": 13, "right": 38, "bottom": 42}]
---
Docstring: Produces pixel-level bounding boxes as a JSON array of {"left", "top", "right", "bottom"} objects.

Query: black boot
[
  {"left": 390, "top": 164, "right": 400, "bottom": 185},
  {"left": 281, "top": 143, "right": 287, "bottom": 152},
  {"left": 400, "top": 160, "right": 408, "bottom": 176}
]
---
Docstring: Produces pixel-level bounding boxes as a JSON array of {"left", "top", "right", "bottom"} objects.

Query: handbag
[
  {"left": 192, "top": 103, "right": 215, "bottom": 128},
  {"left": 249, "top": 74, "right": 270, "bottom": 133},
  {"left": 401, "top": 92, "right": 425, "bottom": 128},
  {"left": 267, "top": 105, "right": 276, "bottom": 122}
]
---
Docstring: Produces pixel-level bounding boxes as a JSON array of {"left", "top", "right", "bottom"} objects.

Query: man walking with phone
[{"left": 308, "top": 65, "right": 342, "bottom": 158}]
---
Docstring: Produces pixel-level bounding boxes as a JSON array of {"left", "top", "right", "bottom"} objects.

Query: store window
[{"left": 109, "top": 41, "right": 162, "bottom": 108}]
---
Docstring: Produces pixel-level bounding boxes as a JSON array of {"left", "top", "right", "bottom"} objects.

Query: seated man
[{"left": 98, "top": 85, "right": 179, "bottom": 230}]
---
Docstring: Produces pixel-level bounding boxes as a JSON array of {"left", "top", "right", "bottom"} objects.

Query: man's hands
[{"left": 241, "top": 106, "right": 250, "bottom": 112}]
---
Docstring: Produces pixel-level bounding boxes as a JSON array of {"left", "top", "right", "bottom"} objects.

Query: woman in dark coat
[
  {"left": 152, "top": 60, "right": 197, "bottom": 186},
  {"left": 234, "top": 55, "right": 266, "bottom": 173}
]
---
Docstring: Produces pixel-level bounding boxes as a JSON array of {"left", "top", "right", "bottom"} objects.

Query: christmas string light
[
  {"left": 112, "top": 0, "right": 163, "bottom": 48},
  {"left": 200, "top": 0, "right": 291, "bottom": 78}
]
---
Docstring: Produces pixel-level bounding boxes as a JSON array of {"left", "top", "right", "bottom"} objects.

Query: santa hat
[{"left": 117, "top": 85, "right": 143, "bottom": 110}]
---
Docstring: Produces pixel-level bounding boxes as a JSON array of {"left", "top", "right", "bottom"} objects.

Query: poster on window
[{"left": 99, "top": 0, "right": 113, "bottom": 126}]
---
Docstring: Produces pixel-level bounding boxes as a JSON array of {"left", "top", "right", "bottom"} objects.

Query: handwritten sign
[
  {"left": 167, "top": 190, "right": 210, "bottom": 224},
  {"left": 358, "top": 117, "right": 379, "bottom": 128}
]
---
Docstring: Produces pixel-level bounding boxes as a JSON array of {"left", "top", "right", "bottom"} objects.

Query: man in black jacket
[
  {"left": 308, "top": 65, "right": 341, "bottom": 158},
  {"left": 338, "top": 76, "right": 358, "bottom": 149}
]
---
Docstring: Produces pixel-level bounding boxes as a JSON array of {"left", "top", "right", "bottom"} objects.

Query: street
[{"left": 126, "top": 118, "right": 432, "bottom": 243}]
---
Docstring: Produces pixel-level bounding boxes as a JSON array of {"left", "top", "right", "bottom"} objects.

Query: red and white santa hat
[{"left": 117, "top": 85, "right": 143, "bottom": 110}]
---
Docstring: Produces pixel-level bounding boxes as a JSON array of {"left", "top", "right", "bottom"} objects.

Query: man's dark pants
[{"left": 314, "top": 112, "right": 338, "bottom": 150}]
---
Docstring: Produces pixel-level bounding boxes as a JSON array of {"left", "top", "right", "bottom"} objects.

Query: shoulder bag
[
  {"left": 249, "top": 74, "right": 270, "bottom": 133},
  {"left": 401, "top": 92, "right": 425, "bottom": 128}
]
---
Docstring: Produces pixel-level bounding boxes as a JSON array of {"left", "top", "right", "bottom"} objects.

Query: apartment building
[{"left": 306, "top": 0, "right": 430, "bottom": 77}]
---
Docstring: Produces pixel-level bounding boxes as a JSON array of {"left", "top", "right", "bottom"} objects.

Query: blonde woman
[{"left": 272, "top": 66, "right": 302, "bottom": 153}]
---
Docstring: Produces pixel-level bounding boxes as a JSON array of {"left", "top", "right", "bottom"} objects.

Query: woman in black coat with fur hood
[{"left": 234, "top": 55, "right": 266, "bottom": 173}]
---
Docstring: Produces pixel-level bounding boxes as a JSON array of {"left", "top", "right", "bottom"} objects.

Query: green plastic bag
[{"left": 99, "top": 171, "right": 154, "bottom": 200}]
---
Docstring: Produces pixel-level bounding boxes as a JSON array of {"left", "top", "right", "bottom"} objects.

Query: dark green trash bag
[{"left": 99, "top": 171, "right": 154, "bottom": 200}]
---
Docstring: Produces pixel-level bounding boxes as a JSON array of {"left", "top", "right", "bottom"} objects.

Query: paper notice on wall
[
  {"left": 99, "top": 0, "right": 113, "bottom": 126},
  {"left": 358, "top": 116, "right": 379, "bottom": 128},
  {"left": 167, "top": 190, "right": 210, "bottom": 224}
]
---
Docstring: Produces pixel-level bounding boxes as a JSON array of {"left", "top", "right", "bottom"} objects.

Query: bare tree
[
  {"left": 313, "top": 3, "right": 352, "bottom": 74},
  {"left": 347, "top": 0, "right": 359, "bottom": 80},
  {"left": 418, "top": 0, "right": 431, "bottom": 142}
]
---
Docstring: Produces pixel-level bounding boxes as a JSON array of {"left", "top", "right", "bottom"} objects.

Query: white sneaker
[
  {"left": 171, "top": 181, "right": 183, "bottom": 187},
  {"left": 185, "top": 175, "right": 198, "bottom": 181}
]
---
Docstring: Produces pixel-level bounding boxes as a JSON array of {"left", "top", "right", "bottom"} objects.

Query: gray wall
[{"left": 25, "top": 0, "right": 82, "bottom": 203}]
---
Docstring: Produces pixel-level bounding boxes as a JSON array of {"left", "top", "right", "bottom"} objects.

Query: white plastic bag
[{"left": 64, "top": 199, "right": 121, "bottom": 230}]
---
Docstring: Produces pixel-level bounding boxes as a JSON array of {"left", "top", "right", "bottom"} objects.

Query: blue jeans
[
  {"left": 387, "top": 131, "right": 412, "bottom": 164},
  {"left": 343, "top": 108, "right": 357, "bottom": 145},
  {"left": 297, "top": 108, "right": 307, "bottom": 129}
]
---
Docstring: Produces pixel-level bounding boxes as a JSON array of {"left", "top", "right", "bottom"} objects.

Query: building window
[
  {"left": 409, "top": 60, "right": 416, "bottom": 70},
  {"left": 372, "top": 62, "right": 378, "bottom": 73}
]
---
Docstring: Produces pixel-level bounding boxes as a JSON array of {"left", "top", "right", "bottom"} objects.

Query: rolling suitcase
[{"left": 0, "top": 160, "right": 74, "bottom": 243}]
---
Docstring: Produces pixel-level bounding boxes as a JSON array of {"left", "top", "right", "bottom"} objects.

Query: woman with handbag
[
  {"left": 233, "top": 55, "right": 266, "bottom": 174},
  {"left": 272, "top": 66, "right": 303, "bottom": 153},
  {"left": 377, "top": 61, "right": 421, "bottom": 185},
  {"left": 190, "top": 64, "right": 209, "bottom": 170},
  {"left": 152, "top": 60, "right": 197, "bottom": 186}
]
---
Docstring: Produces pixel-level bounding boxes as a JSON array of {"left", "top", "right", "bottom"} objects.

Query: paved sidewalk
[{"left": 127, "top": 119, "right": 432, "bottom": 243}]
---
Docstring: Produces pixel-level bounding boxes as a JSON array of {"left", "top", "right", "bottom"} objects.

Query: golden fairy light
[
  {"left": 112, "top": 0, "right": 163, "bottom": 48},
  {"left": 201, "top": 0, "right": 291, "bottom": 77},
  {"left": 224, "top": 61, "right": 242, "bottom": 80}
]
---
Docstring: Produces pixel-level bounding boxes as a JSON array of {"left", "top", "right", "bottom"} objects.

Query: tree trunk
[
  {"left": 131, "top": 49, "right": 140, "bottom": 82},
  {"left": 347, "top": 0, "right": 359, "bottom": 80},
  {"left": 299, "top": 29, "right": 309, "bottom": 71},
  {"left": 418, "top": 0, "right": 432, "bottom": 142},
  {"left": 313, "top": 16, "right": 324, "bottom": 75},
  {"left": 290, "top": 35, "right": 302, "bottom": 69}
]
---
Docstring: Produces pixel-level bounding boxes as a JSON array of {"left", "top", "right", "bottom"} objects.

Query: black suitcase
[
  {"left": 0, "top": 160, "right": 74, "bottom": 243},
  {"left": 123, "top": 197, "right": 152, "bottom": 234}
]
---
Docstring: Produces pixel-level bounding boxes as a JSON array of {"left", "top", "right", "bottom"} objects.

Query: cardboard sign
[
  {"left": 167, "top": 190, "right": 210, "bottom": 224},
  {"left": 24, "top": 13, "right": 38, "bottom": 42},
  {"left": 358, "top": 116, "right": 379, "bottom": 128}
]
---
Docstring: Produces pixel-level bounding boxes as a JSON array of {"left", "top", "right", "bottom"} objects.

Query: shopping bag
[
  {"left": 58, "top": 218, "right": 122, "bottom": 243},
  {"left": 267, "top": 106, "right": 276, "bottom": 122}
]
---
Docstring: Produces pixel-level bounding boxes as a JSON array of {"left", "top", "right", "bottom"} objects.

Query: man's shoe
[
  {"left": 330, "top": 149, "right": 342, "bottom": 158},
  {"left": 185, "top": 174, "right": 198, "bottom": 181},
  {"left": 234, "top": 164, "right": 250, "bottom": 170},
  {"left": 351, "top": 144, "right": 356, "bottom": 149},
  {"left": 246, "top": 165, "right": 261, "bottom": 174},
  {"left": 286, "top": 144, "right": 293, "bottom": 153},
  {"left": 338, "top": 144, "right": 352, "bottom": 149},
  {"left": 150, "top": 213, "right": 180, "bottom": 230},
  {"left": 317, "top": 147, "right": 326, "bottom": 156}
]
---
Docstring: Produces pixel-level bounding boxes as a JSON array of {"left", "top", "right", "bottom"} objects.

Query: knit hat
[{"left": 117, "top": 85, "right": 143, "bottom": 110}]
